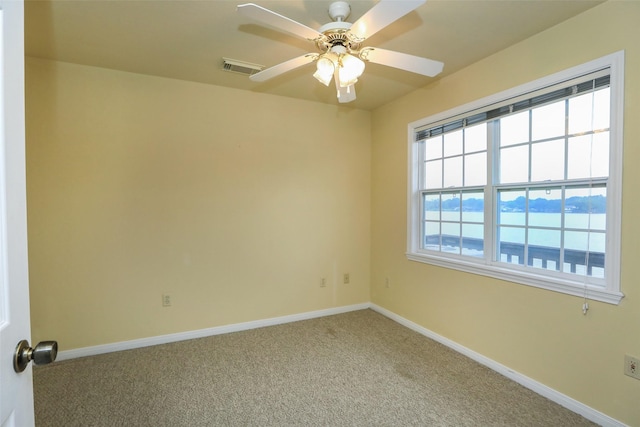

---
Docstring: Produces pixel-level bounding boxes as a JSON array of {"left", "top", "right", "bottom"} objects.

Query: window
[{"left": 407, "top": 52, "right": 624, "bottom": 304}]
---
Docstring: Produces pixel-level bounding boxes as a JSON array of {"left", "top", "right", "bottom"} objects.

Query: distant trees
[{"left": 426, "top": 195, "right": 606, "bottom": 213}]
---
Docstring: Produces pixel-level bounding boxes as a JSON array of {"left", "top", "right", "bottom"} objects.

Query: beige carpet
[{"left": 33, "top": 309, "right": 597, "bottom": 426}]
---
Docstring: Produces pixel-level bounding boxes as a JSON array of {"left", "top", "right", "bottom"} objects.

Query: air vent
[{"left": 222, "top": 58, "right": 264, "bottom": 76}]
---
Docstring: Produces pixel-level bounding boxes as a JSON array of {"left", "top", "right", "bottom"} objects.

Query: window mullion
[
  {"left": 524, "top": 188, "right": 530, "bottom": 268},
  {"left": 564, "top": 99, "right": 570, "bottom": 181},
  {"left": 528, "top": 109, "right": 533, "bottom": 182},
  {"left": 560, "top": 186, "right": 566, "bottom": 273},
  {"left": 457, "top": 192, "right": 463, "bottom": 255},
  {"left": 486, "top": 120, "right": 497, "bottom": 263}
]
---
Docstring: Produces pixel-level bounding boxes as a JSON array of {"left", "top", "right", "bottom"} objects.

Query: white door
[{"left": 0, "top": 0, "right": 35, "bottom": 426}]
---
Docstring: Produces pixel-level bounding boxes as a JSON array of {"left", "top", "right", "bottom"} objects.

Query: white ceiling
[{"left": 25, "top": 0, "right": 604, "bottom": 111}]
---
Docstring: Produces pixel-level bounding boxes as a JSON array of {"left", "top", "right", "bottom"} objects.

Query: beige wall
[
  {"left": 371, "top": 2, "right": 639, "bottom": 425},
  {"left": 26, "top": 58, "right": 371, "bottom": 350}
]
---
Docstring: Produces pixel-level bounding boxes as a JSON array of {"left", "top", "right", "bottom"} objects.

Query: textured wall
[{"left": 370, "top": 2, "right": 640, "bottom": 425}]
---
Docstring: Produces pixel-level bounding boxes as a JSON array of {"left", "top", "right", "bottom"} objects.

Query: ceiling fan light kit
[{"left": 237, "top": 0, "right": 444, "bottom": 104}]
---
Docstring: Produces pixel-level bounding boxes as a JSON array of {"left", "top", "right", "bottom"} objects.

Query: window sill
[{"left": 406, "top": 251, "right": 624, "bottom": 305}]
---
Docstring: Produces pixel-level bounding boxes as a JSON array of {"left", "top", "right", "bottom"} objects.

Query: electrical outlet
[
  {"left": 320, "top": 277, "right": 327, "bottom": 288},
  {"left": 624, "top": 354, "right": 640, "bottom": 380},
  {"left": 343, "top": 273, "right": 350, "bottom": 284},
  {"left": 385, "top": 277, "right": 390, "bottom": 288},
  {"left": 162, "top": 293, "right": 171, "bottom": 307}
]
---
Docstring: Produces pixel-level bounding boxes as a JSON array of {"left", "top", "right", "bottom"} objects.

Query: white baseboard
[
  {"left": 56, "top": 302, "right": 370, "bottom": 361},
  {"left": 369, "top": 303, "right": 626, "bottom": 427},
  {"left": 57, "top": 301, "right": 625, "bottom": 427}
]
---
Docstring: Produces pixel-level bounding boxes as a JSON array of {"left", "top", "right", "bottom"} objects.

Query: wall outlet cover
[{"left": 624, "top": 354, "right": 640, "bottom": 380}]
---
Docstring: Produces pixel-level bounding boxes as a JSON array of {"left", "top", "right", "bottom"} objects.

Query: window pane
[
  {"left": 425, "top": 135, "right": 442, "bottom": 160},
  {"left": 425, "top": 159, "right": 442, "bottom": 189},
  {"left": 442, "top": 192, "right": 461, "bottom": 224},
  {"left": 528, "top": 229, "right": 560, "bottom": 270},
  {"left": 500, "top": 111, "right": 529, "bottom": 147},
  {"left": 499, "top": 227, "right": 525, "bottom": 244},
  {"left": 532, "top": 100, "right": 565, "bottom": 141},
  {"left": 564, "top": 230, "right": 589, "bottom": 251},
  {"left": 590, "top": 232, "right": 606, "bottom": 254},
  {"left": 423, "top": 193, "right": 441, "bottom": 221},
  {"left": 567, "top": 136, "right": 590, "bottom": 179},
  {"left": 529, "top": 228, "right": 561, "bottom": 248},
  {"left": 563, "top": 230, "right": 605, "bottom": 277},
  {"left": 565, "top": 187, "right": 606, "bottom": 231},
  {"left": 567, "top": 132, "right": 609, "bottom": 179},
  {"left": 497, "top": 189, "right": 525, "bottom": 225},
  {"left": 424, "top": 221, "right": 440, "bottom": 250},
  {"left": 442, "top": 222, "right": 460, "bottom": 253},
  {"left": 443, "top": 156, "right": 463, "bottom": 187},
  {"left": 591, "top": 132, "right": 609, "bottom": 177},
  {"left": 462, "top": 223, "right": 483, "bottom": 257},
  {"left": 569, "top": 92, "right": 596, "bottom": 135},
  {"left": 531, "top": 139, "right": 565, "bottom": 182},
  {"left": 465, "top": 123, "right": 487, "bottom": 153},
  {"left": 464, "top": 152, "right": 486, "bottom": 186},
  {"left": 500, "top": 145, "right": 529, "bottom": 183},
  {"left": 593, "top": 88, "right": 610, "bottom": 131},
  {"left": 444, "top": 130, "right": 463, "bottom": 157},
  {"left": 529, "top": 188, "right": 561, "bottom": 228},
  {"left": 498, "top": 226, "right": 525, "bottom": 265},
  {"left": 563, "top": 230, "right": 590, "bottom": 275},
  {"left": 462, "top": 192, "right": 484, "bottom": 223}
]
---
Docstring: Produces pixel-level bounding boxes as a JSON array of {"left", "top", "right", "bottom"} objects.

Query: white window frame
[{"left": 407, "top": 51, "right": 624, "bottom": 304}]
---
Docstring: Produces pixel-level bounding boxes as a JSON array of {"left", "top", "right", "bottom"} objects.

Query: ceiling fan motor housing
[{"left": 316, "top": 29, "right": 362, "bottom": 55}]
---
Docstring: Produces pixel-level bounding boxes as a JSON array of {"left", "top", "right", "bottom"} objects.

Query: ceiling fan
[{"left": 237, "top": 0, "right": 444, "bottom": 103}]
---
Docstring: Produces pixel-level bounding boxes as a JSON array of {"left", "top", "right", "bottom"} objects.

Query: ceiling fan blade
[
  {"left": 350, "top": 0, "right": 426, "bottom": 40},
  {"left": 249, "top": 54, "right": 316, "bottom": 82},
  {"left": 361, "top": 47, "right": 443, "bottom": 77},
  {"left": 237, "top": 3, "right": 323, "bottom": 41}
]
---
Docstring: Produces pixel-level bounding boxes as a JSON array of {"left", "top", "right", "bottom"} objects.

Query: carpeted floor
[{"left": 33, "top": 309, "right": 597, "bottom": 426}]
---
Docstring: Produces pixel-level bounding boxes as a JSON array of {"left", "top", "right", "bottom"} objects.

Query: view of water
[{"left": 427, "top": 212, "right": 606, "bottom": 253}]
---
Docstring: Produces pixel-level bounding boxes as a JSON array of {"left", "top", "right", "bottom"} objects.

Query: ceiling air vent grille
[{"left": 222, "top": 58, "right": 264, "bottom": 76}]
